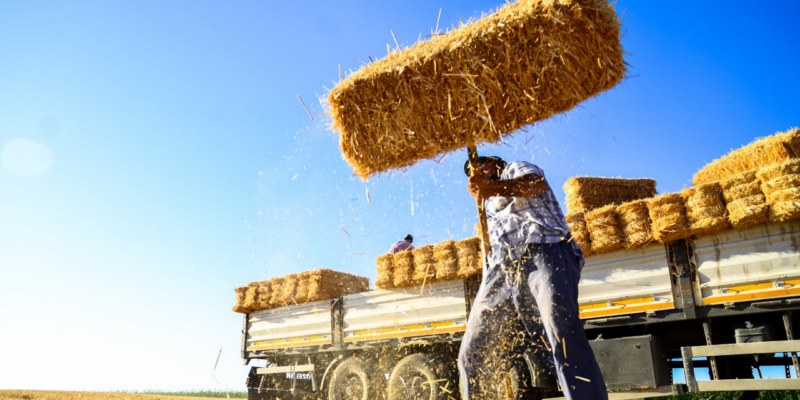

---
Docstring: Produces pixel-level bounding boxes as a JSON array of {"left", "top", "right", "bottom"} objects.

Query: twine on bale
[
  {"left": 693, "top": 127, "right": 800, "bottom": 186},
  {"left": 757, "top": 159, "right": 800, "bottom": 222},
  {"left": 682, "top": 183, "right": 730, "bottom": 236},
  {"left": 720, "top": 171, "right": 769, "bottom": 229},
  {"left": 648, "top": 193, "right": 691, "bottom": 244},
  {"left": 565, "top": 212, "right": 593, "bottom": 255},
  {"left": 617, "top": 199, "right": 653, "bottom": 249},
  {"left": 585, "top": 204, "right": 624, "bottom": 253},
  {"left": 564, "top": 177, "right": 657, "bottom": 214},
  {"left": 328, "top": 0, "right": 625, "bottom": 179}
]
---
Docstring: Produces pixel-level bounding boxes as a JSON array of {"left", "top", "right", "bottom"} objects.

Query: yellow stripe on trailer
[
  {"left": 345, "top": 320, "right": 466, "bottom": 343},
  {"left": 248, "top": 335, "right": 332, "bottom": 351},
  {"left": 703, "top": 278, "right": 800, "bottom": 305},
  {"left": 579, "top": 296, "right": 675, "bottom": 319}
]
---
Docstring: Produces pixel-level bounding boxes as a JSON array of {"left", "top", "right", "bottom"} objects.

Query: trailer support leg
[
  {"left": 783, "top": 312, "right": 800, "bottom": 377},
  {"left": 681, "top": 346, "right": 698, "bottom": 393},
  {"left": 702, "top": 320, "right": 719, "bottom": 380}
]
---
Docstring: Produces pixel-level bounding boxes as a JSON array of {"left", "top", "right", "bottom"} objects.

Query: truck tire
[
  {"left": 327, "top": 357, "right": 372, "bottom": 400},
  {"left": 387, "top": 353, "right": 450, "bottom": 400}
]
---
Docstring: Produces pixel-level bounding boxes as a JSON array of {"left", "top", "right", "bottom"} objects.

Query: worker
[
  {"left": 388, "top": 234, "right": 414, "bottom": 254},
  {"left": 458, "top": 156, "right": 607, "bottom": 400}
]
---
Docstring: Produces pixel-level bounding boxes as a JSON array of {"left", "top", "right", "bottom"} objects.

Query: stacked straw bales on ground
[
  {"left": 693, "top": 127, "right": 800, "bottom": 186},
  {"left": 757, "top": 159, "right": 800, "bottom": 222},
  {"left": 232, "top": 269, "right": 369, "bottom": 314},
  {"left": 375, "top": 237, "right": 484, "bottom": 289},
  {"left": 564, "top": 177, "right": 657, "bottom": 213},
  {"left": 328, "top": 0, "right": 624, "bottom": 179},
  {"left": 720, "top": 171, "right": 769, "bottom": 228}
]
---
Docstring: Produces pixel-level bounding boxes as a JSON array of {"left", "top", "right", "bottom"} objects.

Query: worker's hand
[{"left": 468, "top": 175, "right": 492, "bottom": 199}]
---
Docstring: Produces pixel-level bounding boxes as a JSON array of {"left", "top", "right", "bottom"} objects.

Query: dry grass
[
  {"left": 0, "top": 391, "right": 241, "bottom": 400},
  {"left": 328, "top": 0, "right": 624, "bottom": 179},
  {"left": 564, "top": 177, "right": 656, "bottom": 213}
]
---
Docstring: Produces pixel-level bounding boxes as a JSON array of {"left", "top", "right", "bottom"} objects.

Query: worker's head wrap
[{"left": 463, "top": 156, "right": 507, "bottom": 178}]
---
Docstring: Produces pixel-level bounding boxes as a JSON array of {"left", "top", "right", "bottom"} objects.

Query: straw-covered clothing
[{"left": 388, "top": 239, "right": 414, "bottom": 254}]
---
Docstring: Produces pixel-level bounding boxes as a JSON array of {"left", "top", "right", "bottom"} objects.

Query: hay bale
[
  {"left": 305, "top": 269, "right": 370, "bottom": 301},
  {"left": 268, "top": 277, "right": 286, "bottom": 307},
  {"left": 617, "top": 199, "right": 653, "bottom": 249},
  {"left": 392, "top": 251, "right": 415, "bottom": 288},
  {"left": 682, "top": 183, "right": 730, "bottom": 236},
  {"left": 232, "top": 286, "right": 250, "bottom": 314},
  {"left": 411, "top": 245, "right": 437, "bottom": 285},
  {"left": 564, "top": 177, "right": 657, "bottom": 213},
  {"left": 292, "top": 272, "right": 310, "bottom": 304},
  {"left": 585, "top": 204, "right": 624, "bottom": 253},
  {"left": 726, "top": 195, "right": 770, "bottom": 228},
  {"left": 565, "top": 212, "right": 593, "bottom": 255},
  {"left": 254, "top": 281, "right": 272, "bottom": 310},
  {"left": 456, "top": 237, "right": 483, "bottom": 278},
  {"left": 433, "top": 240, "right": 459, "bottom": 281},
  {"left": 243, "top": 282, "right": 259, "bottom": 311},
  {"left": 693, "top": 127, "right": 800, "bottom": 186},
  {"left": 375, "top": 253, "right": 394, "bottom": 289},
  {"left": 328, "top": 0, "right": 625, "bottom": 179},
  {"left": 757, "top": 159, "right": 800, "bottom": 222},
  {"left": 648, "top": 193, "right": 691, "bottom": 243},
  {"left": 279, "top": 273, "right": 299, "bottom": 306}
]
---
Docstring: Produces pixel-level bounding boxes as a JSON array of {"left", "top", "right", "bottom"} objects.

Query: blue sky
[{"left": 1, "top": 0, "right": 798, "bottom": 392}]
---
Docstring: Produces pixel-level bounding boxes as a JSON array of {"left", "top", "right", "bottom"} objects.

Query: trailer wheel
[
  {"left": 387, "top": 353, "right": 450, "bottom": 400},
  {"left": 327, "top": 357, "right": 372, "bottom": 400}
]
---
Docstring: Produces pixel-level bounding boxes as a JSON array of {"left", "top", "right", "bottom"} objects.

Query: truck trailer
[{"left": 241, "top": 220, "right": 800, "bottom": 399}]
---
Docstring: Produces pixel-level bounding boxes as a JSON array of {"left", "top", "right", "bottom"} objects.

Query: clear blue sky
[{"left": 1, "top": 0, "right": 798, "bottom": 392}]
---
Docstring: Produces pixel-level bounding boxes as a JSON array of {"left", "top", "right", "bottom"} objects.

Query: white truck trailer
[{"left": 241, "top": 220, "right": 800, "bottom": 399}]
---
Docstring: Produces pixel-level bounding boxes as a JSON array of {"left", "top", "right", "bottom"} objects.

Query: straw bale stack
[
  {"left": 693, "top": 127, "right": 800, "bottom": 186},
  {"left": 720, "top": 171, "right": 769, "bottom": 228},
  {"left": 648, "top": 193, "right": 691, "bottom": 244},
  {"left": 757, "top": 159, "right": 800, "bottom": 222},
  {"left": 411, "top": 245, "right": 437, "bottom": 285},
  {"left": 456, "top": 237, "right": 483, "bottom": 278},
  {"left": 433, "top": 240, "right": 459, "bottom": 281},
  {"left": 565, "top": 212, "right": 593, "bottom": 255},
  {"left": 564, "top": 177, "right": 657, "bottom": 213},
  {"left": 392, "top": 250, "right": 415, "bottom": 288},
  {"left": 268, "top": 277, "right": 286, "bottom": 307},
  {"left": 328, "top": 0, "right": 625, "bottom": 179},
  {"left": 617, "top": 199, "right": 653, "bottom": 249},
  {"left": 279, "top": 273, "right": 299, "bottom": 306},
  {"left": 585, "top": 204, "right": 624, "bottom": 253},
  {"left": 293, "top": 272, "right": 310, "bottom": 304},
  {"left": 304, "top": 269, "right": 370, "bottom": 301},
  {"left": 232, "top": 286, "right": 249, "bottom": 313},
  {"left": 254, "top": 281, "right": 272, "bottom": 309},
  {"left": 682, "top": 183, "right": 730, "bottom": 236},
  {"left": 241, "top": 282, "right": 260, "bottom": 312},
  {"left": 375, "top": 253, "right": 394, "bottom": 289}
]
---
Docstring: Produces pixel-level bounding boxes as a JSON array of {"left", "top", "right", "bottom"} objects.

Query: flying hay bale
[
  {"left": 564, "top": 177, "right": 657, "bottom": 213},
  {"left": 411, "top": 245, "right": 436, "bottom": 285},
  {"left": 617, "top": 199, "right": 653, "bottom": 249},
  {"left": 392, "top": 251, "right": 415, "bottom": 288},
  {"left": 232, "top": 286, "right": 250, "bottom": 314},
  {"left": 328, "top": 0, "right": 625, "bottom": 178},
  {"left": 585, "top": 204, "right": 624, "bottom": 253},
  {"left": 720, "top": 171, "right": 769, "bottom": 228},
  {"left": 648, "top": 193, "right": 691, "bottom": 243},
  {"left": 693, "top": 127, "right": 800, "bottom": 186},
  {"left": 682, "top": 183, "right": 730, "bottom": 236},
  {"left": 757, "top": 159, "right": 800, "bottom": 222},
  {"left": 456, "top": 237, "right": 483, "bottom": 278},
  {"left": 433, "top": 240, "right": 459, "bottom": 281},
  {"left": 375, "top": 253, "right": 394, "bottom": 289},
  {"left": 565, "top": 212, "right": 593, "bottom": 255}
]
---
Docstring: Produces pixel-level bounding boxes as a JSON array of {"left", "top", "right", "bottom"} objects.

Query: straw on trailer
[
  {"left": 412, "top": 245, "right": 436, "bottom": 285},
  {"left": 564, "top": 177, "right": 657, "bottom": 213},
  {"left": 242, "top": 282, "right": 259, "bottom": 311},
  {"left": 585, "top": 204, "right": 624, "bottom": 253},
  {"left": 682, "top": 183, "right": 730, "bottom": 236},
  {"left": 565, "top": 212, "right": 593, "bottom": 255},
  {"left": 648, "top": 193, "right": 691, "bottom": 244},
  {"left": 254, "top": 281, "right": 272, "bottom": 310},
  {"left": 693, "top": 127, "right": 800, "bottom": 186},
  {"left": 456, "top": 237, "right": 483, "bottom": 278},
  {"left": 617, "top": 199, "right": 653, "bottom": 249},
  {"left": 720, "top": 171, "right": 769, "bottom": 228},
  {"left": 757, "top": 159, "right": 800, "bottom": 222},
  {"left": 305, "top": 269, "right": 370, "bottom": 301},
  {"left": 328, "top": 0, "right": 625, "bottom": 179},
  {"left": 293, "top": 272, "right": 310, "bottom": 304},
  {"left": 433, "top": 240, "right": 459, "bottom": 281},
  {"left": 392, "top": 251, "right": 415, "bottom": 288},
  {"left": 232, "top": 286, "right": 249, "bottom": 314},
  {"left": 268, "top": 277, "right": 286, "bottom": 308},
  {"left": 375, "top": 253, "right": 394, "bottom": 289},
  {"left": 279, "top": 273, "right": 299, "bottom": 306}
]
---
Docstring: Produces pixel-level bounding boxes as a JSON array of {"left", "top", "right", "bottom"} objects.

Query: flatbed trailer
[{"left": 242, "top": 220, "right": 800, "bottom": 399}]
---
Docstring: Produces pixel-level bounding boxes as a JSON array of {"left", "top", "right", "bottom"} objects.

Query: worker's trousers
[{"left": 457, "top": 240, "right": 607, "bottom": 400}]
